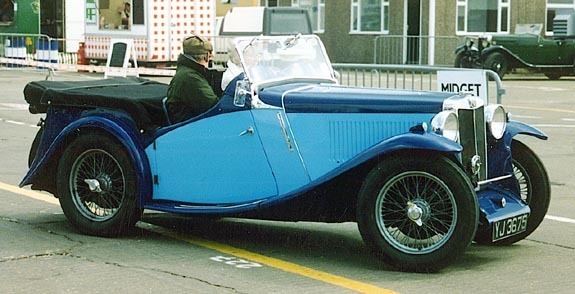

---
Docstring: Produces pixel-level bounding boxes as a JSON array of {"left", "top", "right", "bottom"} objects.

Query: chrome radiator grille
[{"left": 458, "top": 106, "right": 488, "bottom": 182}]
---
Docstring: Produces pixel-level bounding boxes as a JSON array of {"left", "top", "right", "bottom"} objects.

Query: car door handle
[{"left": 239, "top": 126, "right": 254, "bottom": 136}]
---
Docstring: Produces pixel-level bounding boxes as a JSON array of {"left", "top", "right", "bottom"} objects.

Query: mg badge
[{"left": 470, "top": 155, "right": 482, "bottom": 176}]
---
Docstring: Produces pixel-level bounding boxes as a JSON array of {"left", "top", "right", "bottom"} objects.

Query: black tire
[
  {"left": 57, "top": 133, "right": 142, "bottom": 237},
  {"left": 482, "top": 140, "right": 551, "bottom": 245},
  {"left": 357, "top": 154, "right": 478, "bottom": 272},
  {"left": 484, "top": 52, "right": 508, "bottom": 79},
  {"left": 28, "top": 127, "right": 44, "bottom": 167},
  {"left": 544, "top": 72, "right": 562, "bottom": 80}
]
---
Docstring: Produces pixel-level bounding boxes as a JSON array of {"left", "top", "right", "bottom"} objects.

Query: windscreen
[{"left": 236, "top": 35, "right": 335, "bottom": 86}]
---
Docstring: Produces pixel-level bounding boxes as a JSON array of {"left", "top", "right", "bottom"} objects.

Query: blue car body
[
  {"left": 20, "top": 35, "right": 549, "bottom": 272},
  {"left": 21, "top": 79, "right": 544, "bottom": 219}
]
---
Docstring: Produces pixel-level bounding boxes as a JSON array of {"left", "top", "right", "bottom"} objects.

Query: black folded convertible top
[{"left": 24, "top": 77, "right": 169, "bottom": 130}]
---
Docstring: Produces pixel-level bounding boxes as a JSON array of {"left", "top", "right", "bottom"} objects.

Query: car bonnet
[{"left": 257, "top": 83, "right": 449, "bottom": 114}]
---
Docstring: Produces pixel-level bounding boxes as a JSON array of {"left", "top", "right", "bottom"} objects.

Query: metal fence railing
[
  {"left": 0, "top": 33, "right": 80, "bottom": 70},
  {"left": 0, "top": 34, "right": 503, "bottom": 103},
  {"left": 373, "top": 35, "right": 464, "bottom": 66},
  {"left": 332, "top": 63, "right": 505, "bottom": 104}
]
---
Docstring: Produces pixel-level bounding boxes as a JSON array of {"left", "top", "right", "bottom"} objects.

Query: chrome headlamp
[
  {"left": 485, "top": 104, "right": 507, "bottom": 139},
  {"left": 479, "top": 35, "right": 492, "bottom": 48},
  {"left": 431, "top": 111, "right": 459, "bottom": 141}
]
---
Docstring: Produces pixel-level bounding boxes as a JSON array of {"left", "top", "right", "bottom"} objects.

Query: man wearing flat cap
[{"left": 166, "top": 35, "right": 218, "bottom": 124}]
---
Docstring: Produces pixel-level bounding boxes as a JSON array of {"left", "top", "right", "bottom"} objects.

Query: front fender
[
  {"left": 506, "top": 120, "right": 548, "bottom": 141},
  {"left": 481, "top": 46, "right": 529, "bottom": 67},
  {"left": 481, "top": 46, "right": 510, "bottom": 60},
  {"left": 260, "top": 131, "right": 463, "bottom": 210},
  {"left": 20, "top": 115, "right": 152, "bottom": 207},
  {"left": 487, "top": 121, "right": 547, "bottom": 191},
  {"left": 455, "top": 45, "right": 478, "bottom": 56},
  {"left": 332, "top": 131, "right": 463, "bottom": 178},
  {"left": 369, "top": 131, "right": 463, "bottom": 155},
  {"left": 455, "top": 45, "right": 468, "bottom": 55}
]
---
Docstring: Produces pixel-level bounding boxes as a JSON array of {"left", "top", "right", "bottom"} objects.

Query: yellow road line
[
  {"left": 140, "top": 223, "right": 397, "bottom": 294},
  {"left": 0, "top": 181, "right": 59, "bottom": 205},
  {"left": 1, "top": 181, "right": 397, "bottom": 294}
]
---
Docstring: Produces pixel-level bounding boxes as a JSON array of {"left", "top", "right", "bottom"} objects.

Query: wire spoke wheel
[
  {"left": 513, "top": 159, "right": 531, "bottom": 203},
  {"left": 70, "top": 149, "right": 126, "bottom": 221},
  {"left": 376, "top": 172, "right": 456, "bottom": 254},
  {"left": 57, "top": 134, "right": 141, "bottom": 237},
  {"left": 357, "top": 154, "right": 477, "bottom": 272}
]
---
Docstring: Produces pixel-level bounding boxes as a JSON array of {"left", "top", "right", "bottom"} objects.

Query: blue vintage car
[{"left": 21, "top": 35, "right": 550, "bottom": 272}]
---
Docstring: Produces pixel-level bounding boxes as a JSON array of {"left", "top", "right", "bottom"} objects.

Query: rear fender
[{"left": 19, "top": 115, "right": 152, "bottom": 207}]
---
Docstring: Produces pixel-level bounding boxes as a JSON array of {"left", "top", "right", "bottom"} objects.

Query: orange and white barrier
[{"left": 0, "top": 57, "right": 176, "bottom": 77}]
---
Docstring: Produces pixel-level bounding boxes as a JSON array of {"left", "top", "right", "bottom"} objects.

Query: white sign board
[
  {"left": 86, "top": 0, "right": 97, "bottom": 24},
  {"left": 437, "top": 70, "right": 488, "bottom": 101},
  {"left": 105, "top": 39, "right": 138, "bottom": 78}
]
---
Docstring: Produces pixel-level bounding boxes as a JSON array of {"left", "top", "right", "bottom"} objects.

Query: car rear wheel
[
  {"left": 484, "top": 52, "right": 508, "bottom": 79},
  {"left": 357, "top": 154, "right": 478, "bottom": 272},
  {"left": 543, "top": 72, "right": 562, "bottom": 80},
  {"left": 57, "top": 133, "right": 142, "bottom": 237}
]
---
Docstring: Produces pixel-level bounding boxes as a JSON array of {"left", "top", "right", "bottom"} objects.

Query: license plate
[{"left": 492, "top": 213, "right": 529, "bottom": 241}]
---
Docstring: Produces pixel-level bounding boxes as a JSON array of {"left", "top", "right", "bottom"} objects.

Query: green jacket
[{"left": 166, "top": 54, "right": 218, "bottom": 123}]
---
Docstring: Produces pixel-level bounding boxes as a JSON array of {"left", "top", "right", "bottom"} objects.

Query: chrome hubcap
[
  {"left": 70, "top": 149, "right": 125, "bottom": 221},
  {"left": 407, "top": 201, "right": 424, "bottom": 226},
  {"left": 84, "top": 179, "right": 102, "bottom": 193}
]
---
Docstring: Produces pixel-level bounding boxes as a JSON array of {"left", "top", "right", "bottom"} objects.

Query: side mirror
[{"left": 234, "top": 80, "right": 250, "bottom": 107}]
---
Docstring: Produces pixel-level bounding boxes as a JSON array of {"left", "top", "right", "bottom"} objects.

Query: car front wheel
[
  {"left": 484, "top": 52, "right": 508, "bottom": 79},
  {"left": 454, "top": 51, "right": 476, "bottom": 68},
  {"left": 357, "top": 154, "right": 478, "bottom": 272},
  {"left": 57, "top": 133, "right": 142, "bottom": 237}
]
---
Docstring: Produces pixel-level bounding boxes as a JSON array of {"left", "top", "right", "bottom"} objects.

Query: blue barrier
[
  {"left": 37, "top": 39, "right": 58, "bottom": 64},
  {"left": 4, "top": 36, "right": 26, "bottom": 67}
]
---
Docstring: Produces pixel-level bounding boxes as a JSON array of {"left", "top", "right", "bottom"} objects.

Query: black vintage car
[{"left": 455, "top": 23, "right": 575, "bottom": 79}]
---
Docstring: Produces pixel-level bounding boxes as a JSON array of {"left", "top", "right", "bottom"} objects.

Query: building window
[
  {"left": 0, "top": 0, "right": 14, "bottom": 25},
  {"left": 456, "top": 0, "right": 510, "bottom": 34},
  {"left": 97, "top": 0, "right": 144, "bottom": 30},
  {"left": 261, "top": 0, "right": 293, "bottom": 6},
  {"left": 350, "top": 0, "right": 389, "bottom": 34},
  {"left": 546, "top": 0, "right": 575, "bottom": 35},
  {"left": 291, "top": 0, "right": 325, "bottom": 33}
]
